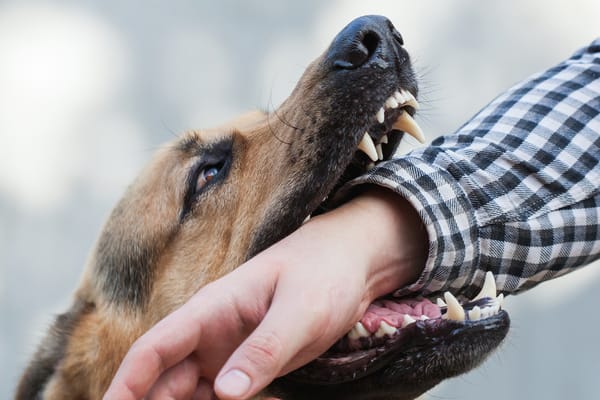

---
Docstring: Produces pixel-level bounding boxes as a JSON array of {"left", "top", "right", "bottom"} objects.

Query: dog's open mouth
[
  {"left": 282, "top": 84, "right": 510, "bottom": 393},
  {"left": 287, "top": 272, "right": 506, "bottom": 384},
  {"left": 283, "top": 87, "right": 510, "bottom": 394},
  {"left": 312, "top": 87, "right": 424, "bottom": 218},
  {"left": 267, "top": 15, "right": 510, "bottom": 399}
]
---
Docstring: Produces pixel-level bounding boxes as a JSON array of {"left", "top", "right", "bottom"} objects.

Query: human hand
[{"left": 103, "top": 187, "right": 428, "bottom": 400}]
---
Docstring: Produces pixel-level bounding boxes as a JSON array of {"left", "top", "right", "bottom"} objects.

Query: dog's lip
[
  {"left": 288, "top": 272, "right": 508, "bottom": 385},
  {"left": 287, "top": 310, "right": 509, "bottom": 385}
]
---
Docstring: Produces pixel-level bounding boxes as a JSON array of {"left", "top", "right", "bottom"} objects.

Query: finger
[
  {"left": 192, "top": 379, "right": 216, "bottom": 400},
  {"left": 103, "top": 294, "right": 213, "bottom": 400},
  {"left": 214, "top": 289, "right": 333, "bottom": 400},
  {"left": 147, "top": 354, "right": 202, "bottom": 400}
]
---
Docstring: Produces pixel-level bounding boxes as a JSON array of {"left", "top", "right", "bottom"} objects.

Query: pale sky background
[{"left": 2, "top": 1, "right": 600, "bottom": 399}]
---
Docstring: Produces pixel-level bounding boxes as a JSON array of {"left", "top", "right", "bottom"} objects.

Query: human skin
[{"left": 103, "top": 187, "right": 428, "bottom": 400}]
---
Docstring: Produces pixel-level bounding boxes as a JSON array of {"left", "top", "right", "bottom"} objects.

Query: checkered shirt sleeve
[{"left": 349, "top": 38, "right": 600, "bottom": 300}]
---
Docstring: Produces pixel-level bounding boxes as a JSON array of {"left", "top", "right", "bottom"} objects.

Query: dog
[{"left": 15, "top": 15, "right": 509, "bottom": 400}]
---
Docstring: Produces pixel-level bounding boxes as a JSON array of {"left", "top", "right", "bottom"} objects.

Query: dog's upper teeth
[
  {"left": 358, "top": 132, "right": 378, "bottom": 162},
  {"left": 400, "top": 89, "right": 419, "bottom": 110},
  {"left": 376, "top": 107, "right": 385, "bottom": 124},
  {"left": 472, "top": 271, "right": 497, "bottom": 301},
  {"left": 375, "top": 143, "right": 384, "bottom": 161},
  {"left": 394, "top": 90, "right": 405, "bottom": 103},
  {"left": 392, "top": 111, "right": 425, "bottom": 143},
  {"left": 380, "top": 134, "right": 388, "bottom": 144},
  {"left": 444, "top": 292, "right": 465, "bottom": 321},
  {"left": 385, "top": 96, "right": 399, "bottom": 109}
]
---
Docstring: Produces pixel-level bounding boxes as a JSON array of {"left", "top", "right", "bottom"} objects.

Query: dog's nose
[{"left": 325, "top": 15, "right": 404, "bottom": 70}]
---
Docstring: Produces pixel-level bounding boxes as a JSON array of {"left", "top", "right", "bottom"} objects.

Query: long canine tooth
[
  {"left": 401, "top": 314, "right": 416, "bottom": 328},
  {"left": 444, "top": 292, "right": 465, "bottom": 321},
  {"left": 380, "top": 134, "right": 388, "bottom": 144},
  {"left": 376, "top": 107, "right": 385, "bottom": 124},
  {"left": 392, "top": 112, "right": 425, "bottom": 143},
  {"left": 473, "top": 271, "right": 497, "bottom": 301},
  {"left": 468, "top": 306, "right": 481, "bottom": 321},
  {"left": 375, "top": 321, "right": 397, "bottom": 338},
  {"left": 400, "top": 89, "right": 420, "bottom": 110},
  {"left": 358, "top": 132, "right": 378, "bottom": 162},
  {"left": 376, "top": 144, "right": 384, "bottom": 161}
]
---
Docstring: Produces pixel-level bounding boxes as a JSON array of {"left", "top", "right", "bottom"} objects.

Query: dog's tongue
[{"left": 360, "top": 298, "right": 441, "bottom": 333}]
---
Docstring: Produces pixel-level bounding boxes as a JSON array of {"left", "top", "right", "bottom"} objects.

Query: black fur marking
[
  {"left": 94, "top": 198, "right": 169, "bottom": 308},
  {"left": 15, "top": 301, "right": 94, "bottom": 400}
]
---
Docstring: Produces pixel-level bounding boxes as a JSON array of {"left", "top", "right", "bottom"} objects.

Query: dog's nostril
[
  {"left": 361, "top": 31, "right": 380, "bottom": 59},
  {"left": 332, "top": 30, "right": 381, "bottom": 70}
]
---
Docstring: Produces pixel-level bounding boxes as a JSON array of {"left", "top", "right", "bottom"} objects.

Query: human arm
[
  {"left": 103, "top": 188, "right": 428, "bottom": 400},
  {"left": 345, "top": 38, "right": 600, "bottom": 301}
]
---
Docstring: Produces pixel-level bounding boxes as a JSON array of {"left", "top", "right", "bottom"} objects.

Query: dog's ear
[{"left": 15, "top": 300, "right": 94, "bottom": 400}]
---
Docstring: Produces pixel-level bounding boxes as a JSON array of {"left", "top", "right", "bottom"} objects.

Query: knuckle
[{"left": 241, "top": 331, "right": 284, "bottom": 374}]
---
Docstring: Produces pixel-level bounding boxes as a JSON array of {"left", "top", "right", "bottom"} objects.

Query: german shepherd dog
[{"left": 16, "top": 16, "right": 509, "bottom": 400}]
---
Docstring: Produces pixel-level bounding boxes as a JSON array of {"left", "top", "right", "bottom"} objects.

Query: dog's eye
[{"left": 196, "top": 165, "right": 221, "bottom": 192}]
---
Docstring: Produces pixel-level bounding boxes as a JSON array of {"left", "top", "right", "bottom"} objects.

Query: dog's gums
[{"left": 16, "top": 15, "right": 509, "bottom": 400}]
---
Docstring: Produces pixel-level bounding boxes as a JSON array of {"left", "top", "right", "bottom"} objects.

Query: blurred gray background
[{"left": 2, "top": 1, "right": 599, "bottom": 399}]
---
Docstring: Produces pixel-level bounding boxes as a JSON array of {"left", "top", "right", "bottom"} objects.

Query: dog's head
[{"left": 17, "top": 15, "right": 509, "bottom": 400}]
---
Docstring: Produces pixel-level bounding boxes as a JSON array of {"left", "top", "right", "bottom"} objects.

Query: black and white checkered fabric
[{"left": 350, "top": 38, "right": 600, "bottom": 300}]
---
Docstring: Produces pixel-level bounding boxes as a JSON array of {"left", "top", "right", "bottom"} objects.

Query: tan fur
[{"left": 17, "top": 90, "right": 328, "bottom": 398}]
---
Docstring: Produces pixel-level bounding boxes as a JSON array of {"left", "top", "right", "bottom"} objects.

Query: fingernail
[{"left": 216, "top": 369, "right": 251, "bottom": 397}]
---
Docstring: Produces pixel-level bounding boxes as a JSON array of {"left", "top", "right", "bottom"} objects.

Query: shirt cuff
[{"left": 335, "top": 156, "right": 481, "bottom": 300}]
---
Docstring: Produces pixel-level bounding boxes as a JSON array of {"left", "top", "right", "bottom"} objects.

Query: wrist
[{"left": 341, "top": 186, "right": 428, "bottom": 301}]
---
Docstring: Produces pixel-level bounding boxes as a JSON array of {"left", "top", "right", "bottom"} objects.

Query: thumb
[{"left": 213, "top": 291, "right": 331, "bottom": 399}]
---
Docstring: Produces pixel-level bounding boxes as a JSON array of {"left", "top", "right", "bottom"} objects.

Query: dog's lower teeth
[
  {"left": 444, "top": 292, "right": 466, "bottom": 321},
  {"left": 401, "top": 314, "right": 416, "bottom": 328},
  {"left": 348, "top": 321, "right": 370, "bottom": 340},
  {"left": 375, "top": 321, "right": 397, "bottom": 338},
  {"left": 472, "top": 271, "right": 497, "bottom": 301},
  {"left": 468, "top": 306, "right": 482, "bottom": 321}
]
